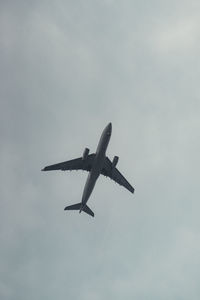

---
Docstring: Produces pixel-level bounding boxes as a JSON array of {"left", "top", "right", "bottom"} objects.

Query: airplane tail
[
  {"left": 82, "top": 205, "right": 94, "bottom": 217},
  {"left": 64, "top": 203, "right": 94, "bottom": 217}
]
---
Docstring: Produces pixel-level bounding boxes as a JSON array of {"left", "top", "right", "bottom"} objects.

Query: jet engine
[
  {"left": 82, "top": 148, "right": 89, "bottom": 160},
  {"left": 112, "top": 156, "right": 119, "bottom": 168}
]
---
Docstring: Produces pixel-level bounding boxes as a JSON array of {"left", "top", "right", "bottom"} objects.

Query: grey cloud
[{"left": 1, "top": 1, "right": 200, "bottom": 299}]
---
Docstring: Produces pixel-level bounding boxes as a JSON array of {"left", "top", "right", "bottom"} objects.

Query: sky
[{"left": 1, "top": 0, "right": 200, "bottom": 299}]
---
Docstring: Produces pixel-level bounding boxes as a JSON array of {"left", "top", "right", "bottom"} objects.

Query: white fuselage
[{"left": 81, "top": 123, "right": 112, "bottom": 208}]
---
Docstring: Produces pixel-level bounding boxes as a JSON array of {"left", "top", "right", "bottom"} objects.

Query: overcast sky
[{"left": 1, "top": 1, "right": 200, "bottom": 299}]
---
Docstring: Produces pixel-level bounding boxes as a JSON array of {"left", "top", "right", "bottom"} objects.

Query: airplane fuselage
[
  {"left": 80, "top": 123, "right": 112, "bottom": 210},
  {"left": 42, "top": 121, "right": 134, "bottom": 217}
]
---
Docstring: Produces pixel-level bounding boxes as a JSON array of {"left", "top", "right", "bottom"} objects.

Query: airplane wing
[
  {"left": 101, "top": 157, "right": 135, "bottom": 193},
  {"left": 42, "top": 154, "right": 95, "bottom": 172}
]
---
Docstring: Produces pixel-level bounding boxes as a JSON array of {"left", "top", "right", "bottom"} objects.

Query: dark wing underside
[
  {"left": 42, "top": 154, "right": 95, "bottom": 172},
  {"left": 101, "top": 157, "right": 135, "bottom": 194}
]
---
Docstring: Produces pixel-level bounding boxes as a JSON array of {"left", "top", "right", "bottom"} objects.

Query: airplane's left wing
[
  {"left": 101, "top": 157, "right": 135, "bottom": 194},
  {"left": 42, "top": 154, "right": 95, "bottom": 172}
]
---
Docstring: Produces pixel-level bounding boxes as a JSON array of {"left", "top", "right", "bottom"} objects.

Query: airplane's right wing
[
  {"left": 42, "top": 154, "right": 95, "bottom": 172},
  {"left": 101, "top": 157, "right": 135, "bottom": 194}
]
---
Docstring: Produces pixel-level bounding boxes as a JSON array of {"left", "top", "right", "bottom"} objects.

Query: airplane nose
[
  {"left": 108, "top": 122, "right": 112, "bottom": 131},
  {"left": 106, "top": 122, "right": 112, "bottom": 135}
]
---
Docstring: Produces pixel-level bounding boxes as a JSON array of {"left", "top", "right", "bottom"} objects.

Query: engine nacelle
[
  {"left": 112, "top": 156, "right": 119, "bottom": 168},
  {"left": 82, "top": 148, "right": 89, "bottom": 160}
]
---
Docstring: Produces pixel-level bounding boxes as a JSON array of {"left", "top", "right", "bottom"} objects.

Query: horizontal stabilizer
[
  {"left": 83, "top": 205, "right": 94, "bottom": 217},
  {"left": 64, "top": 203, "right": 94, "bottom": 217},
  {"left": 64, "top": 203, "right": 81, "bottom": 211}
]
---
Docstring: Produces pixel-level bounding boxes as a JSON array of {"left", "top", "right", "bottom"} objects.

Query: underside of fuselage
[{"left": 80, "top": 123, "right": 112, "bottom": 206}]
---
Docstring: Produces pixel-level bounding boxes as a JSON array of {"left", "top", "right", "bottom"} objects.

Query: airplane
[{"left": 41, "top": 123, "right": 134, "bottom": 217}]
